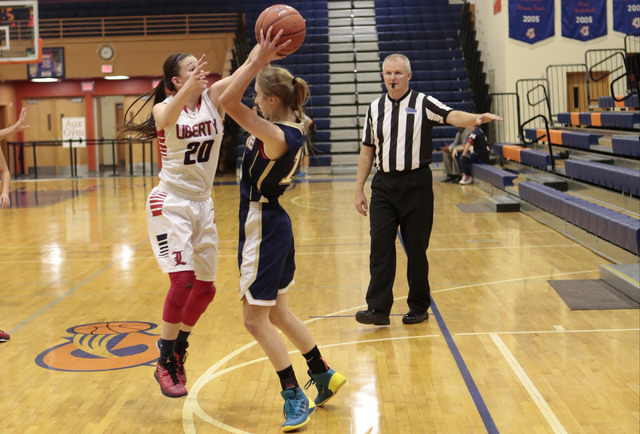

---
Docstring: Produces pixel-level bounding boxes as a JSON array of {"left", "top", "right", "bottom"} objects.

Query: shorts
[
  {"left": 238, "top": 200, "right": 295, "bottom": 306},
  {"left": 146, "top": 186, "right": 218, "bottom": 281}
]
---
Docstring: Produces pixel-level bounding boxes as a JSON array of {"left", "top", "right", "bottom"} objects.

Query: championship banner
[
  {"left": 562, "top": 0, "right": 607, "bottom": 41},
  {"left": 509, "top": 0, "right": 555, "bottom": 44},
  {"left": 613, "top": 0, "right": 640, "bottom": 34}
]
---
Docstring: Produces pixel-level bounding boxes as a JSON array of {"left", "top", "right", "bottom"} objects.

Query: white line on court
[
  {"left": 181, "top": 291, "right": 438, "bottom": 434},
  {"left": 457, "top": 328, "right": 639, "bottom": 336},
  {"left": 432, "top": 269, "right": 599, "bottom": 293},
  {"left": 490, "top": 333, "right": 568, "bottom": 434},
  {"left": 182, "top": 268, "right": 604, "bottom": 432}
]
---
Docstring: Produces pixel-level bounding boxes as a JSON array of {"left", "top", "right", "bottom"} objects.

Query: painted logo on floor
[{"left": 35, "top": 321, "right": 159, "bottom": 371}]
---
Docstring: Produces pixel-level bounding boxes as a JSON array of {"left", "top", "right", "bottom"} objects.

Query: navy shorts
[{"left": 238, "top": 200, "right": 296, "bottom": 306}]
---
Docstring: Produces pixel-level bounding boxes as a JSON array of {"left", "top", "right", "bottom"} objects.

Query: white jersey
[{"left": 156, "top": 90, "right": 223, "bottom": 201}]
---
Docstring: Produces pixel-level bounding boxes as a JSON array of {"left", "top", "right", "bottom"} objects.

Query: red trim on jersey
[
  {"left": 149, "top": 191, "right": 168, "bottom": 216},
  {"left": 182, "top": 96, "right": 202, "bottom": 114},
  {"left": 157, "top": 128, "right": 168, "bottom": 160},
  {"left": 258, "top": 139, "right": 267, "bottom": 160}
]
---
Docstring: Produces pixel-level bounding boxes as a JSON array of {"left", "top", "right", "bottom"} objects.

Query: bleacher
[
  {"left": 564, "top": 160, "right": 640, "bottom": 197},
  {"left": 374, "top": 0, "right": 469, "bottom": 164},
  {"left": 556, "top": 111, "right": 640, "bottom": 129},
  {"left": 486, "top": 38, "right": 639, "bottom": 260},
  {"left": 518, "top": 181, "right": 640, "bottom": 255}
]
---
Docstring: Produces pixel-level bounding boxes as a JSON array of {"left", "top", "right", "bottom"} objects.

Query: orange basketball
[{"left": 254, "top": 4, "right": 306, "bottom": 56}]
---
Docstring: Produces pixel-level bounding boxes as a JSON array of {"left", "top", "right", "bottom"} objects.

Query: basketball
[{"left": 254, "top": 4, "right": 306, "bottom": 56}]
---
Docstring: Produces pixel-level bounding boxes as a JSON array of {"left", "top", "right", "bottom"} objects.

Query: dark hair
[
  {"left": 256, "top": 66, "right": 309, "bottom": 121},
  {"left": 118, "top": 53, "right": 192, "bottom": 139}
]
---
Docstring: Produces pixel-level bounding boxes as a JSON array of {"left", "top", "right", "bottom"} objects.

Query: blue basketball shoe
[
  {"left": 280, "top": 387, "right": 315, "bottom": 432},
  {"left": 304, "top": 368, "right": 347, "bottom": 406}
]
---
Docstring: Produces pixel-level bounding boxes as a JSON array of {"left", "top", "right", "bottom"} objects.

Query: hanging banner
[
  {"left": 562, "top": 0, "right": 607, "bottom": 41},
  {"left": 509, "top": 0, "right": 555, "bottom": 44},
  {"left": 613, "top": 0, "right": 640, "bottom": 34}
]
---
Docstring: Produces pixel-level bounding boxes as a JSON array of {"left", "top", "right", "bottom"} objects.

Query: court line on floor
[
  {"left": 182, "top": 322, "right": 441, "bottom": 433},
  {"left": 456, "top": 328, "right": 640, "bottom": 336},
  {"left": 3, "top": 238, "right": 150, "bottom": 338},
  {"left": 432, "top": 269, "right": 599, "bottom": 293},
  {"left": 0, "top": 242, "right": 585, "bottom": 264},
  {"left": 395, "top": 229, "right": 499, "bottom": 433},
  {"left": 490, "top": 333, "right": 568, "bottom": 434},
  {"left": 430, "top": 299, "right": 499, "bottom": 433}
]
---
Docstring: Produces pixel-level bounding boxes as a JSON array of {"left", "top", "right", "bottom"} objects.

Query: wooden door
[
  {"left": 21, "top": 98, "right": 57, "bottom": 175},
  {"left": 567, "top": 71, "right": 610, "bottom": 112},
  {"left": 56, "top": 97, "right": 86, "bottom": 168}
]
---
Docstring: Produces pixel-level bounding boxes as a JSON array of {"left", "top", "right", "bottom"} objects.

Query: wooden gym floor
[{"left": 0, "top": 175, "right": 638, "bottom": 433}]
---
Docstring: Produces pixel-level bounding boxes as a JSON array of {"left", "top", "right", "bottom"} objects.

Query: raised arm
[
  {"left": 208, "top": 46, "right": 261, "bottom": 110},
  {"left": 153, "top": 55, "right": 210, "bottom": 130},
  {"left": 218, "top": 28, "right": 292, "bottom": 160},
  {"left": 0, "top": 107, "right": 30, "bottom": 141},
  {"left": 446, "top": 110, "right": 502, "bottom": 131}
]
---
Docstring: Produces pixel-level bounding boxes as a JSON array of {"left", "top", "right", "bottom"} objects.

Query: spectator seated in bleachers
[
  {"left": 440, "top": 127, "right": 470, "bottom": 183},
  {"left": 458, "top": 126, "right": 489, "bottom": 185}
]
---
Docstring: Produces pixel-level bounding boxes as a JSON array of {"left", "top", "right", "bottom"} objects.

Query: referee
[{"left": 354, "top": 53, "right": 501, "bottom": 325}]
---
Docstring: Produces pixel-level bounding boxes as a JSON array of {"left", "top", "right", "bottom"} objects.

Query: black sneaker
[
  {"left": 440, "top": 175, "right": 454, "bottom": 183},
  {"left": 449, "top": 175, "right": 462, "bottom": 183},
  {"left": 355, "top": 308, "right": 390, "bottom": 325},
  {"left": 402, "top": 311, "right": 428, "bottom": 324}
]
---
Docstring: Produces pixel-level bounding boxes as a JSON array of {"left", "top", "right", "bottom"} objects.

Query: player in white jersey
[{"left": 120, "top": 53, "right": 234, "bottom": 398}]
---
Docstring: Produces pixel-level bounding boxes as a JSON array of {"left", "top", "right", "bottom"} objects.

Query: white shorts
[{"left": 146, "top": 186, "right": 218, "bottom": 281}]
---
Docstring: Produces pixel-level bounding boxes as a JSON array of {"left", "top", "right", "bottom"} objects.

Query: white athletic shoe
[{"left": 459, "top": 175, "right": 473, "bottom": 185}]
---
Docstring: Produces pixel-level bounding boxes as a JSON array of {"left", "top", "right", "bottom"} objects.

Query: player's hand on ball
[{"left": 256, "top": 27, "right": 291, "bottom": 64}]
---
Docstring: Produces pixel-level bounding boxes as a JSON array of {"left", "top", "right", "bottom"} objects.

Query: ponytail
[
  {"left": 118, "top": 53, "right": 192, "bottom": 140},
  {"left": 118, "top": 80, "right": 167, "bottom": 140},
  {"left": 256, "top": 66, "right": 309, "bottom": 121}
]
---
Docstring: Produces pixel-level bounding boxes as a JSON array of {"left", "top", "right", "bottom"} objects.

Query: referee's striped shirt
[{"left": 362, "top": 89, "right": 453, "bottom": 173}]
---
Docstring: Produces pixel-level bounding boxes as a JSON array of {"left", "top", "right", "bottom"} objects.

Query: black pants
[{"left": 366, "top": 166, "right": 433, "bottom": 315}]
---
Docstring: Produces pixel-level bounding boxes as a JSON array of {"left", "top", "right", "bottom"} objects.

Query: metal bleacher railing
[
  {"left": 39, "top": 13, "right": 237, "bottom": 38},
  {"left": 459, "top": 1, "right": 490, "bottom": 114},
  {"left": 7, "top": 138, "right": 155, "bottom": 179},
  {"left": 491, "top": 35, "right": 639, "bottom": 154}
]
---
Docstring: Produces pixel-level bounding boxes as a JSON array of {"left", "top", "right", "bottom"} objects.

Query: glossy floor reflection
[{"left": 0, "top": 175, "right": 638, "bottom": 433}]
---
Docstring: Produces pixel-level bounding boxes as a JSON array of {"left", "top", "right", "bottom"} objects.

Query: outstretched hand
[
  {"left": 184, "top": 54, "right": 210, "bottom": 94},
  {"left": 14, "top": 107, "right": 30, "bottom": 133},
  {"left": 476, "top": 113, "right": 503, "bottom": 125},
  {"left": 254, "top": 26, "right": 292, "bottom": 66}
]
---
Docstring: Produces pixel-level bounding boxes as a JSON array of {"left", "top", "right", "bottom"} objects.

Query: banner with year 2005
[
  {"left": 509, "top": 0, "right": 555, "bottom": 45},
  {"left": 562, "top": 0, "right": 607, "bottom": 41},
  {"left": 613, "top": 0, "right": 640, "bottom": 34}
]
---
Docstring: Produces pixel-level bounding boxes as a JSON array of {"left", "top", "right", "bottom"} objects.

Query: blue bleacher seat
[
  {"left": 611, "top": 135, "right": 640, "bottom": 158},
  {"left": 309, "top": 154, "right": 331, "bottom": 167},
  {"left": 562, "top": 131, "right": 602, "bottom": 149},
  {"left": 598, "top": 94, "right": 640, "bottom": 109},
  {"left": 520, "top": 149, "right": 552, "bottom": 171},
  {"left": 564, "top": 160, "right": 640, "bottom": 196},
  {"left": 471, "top": 164, "right": 518, "bottom": 189},
  {"left": 518, "top": 182, "right": 640, "bottom": 254}
]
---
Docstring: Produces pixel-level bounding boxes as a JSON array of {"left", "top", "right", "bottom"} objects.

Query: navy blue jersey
[
  {"left": 240, "top": 122, "right": 304, "bottom": 202},
  {"left": 467, "top": 126, "right": 489, "bottom": 155}
]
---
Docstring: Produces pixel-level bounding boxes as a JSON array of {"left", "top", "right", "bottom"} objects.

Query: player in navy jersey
[
  {"left": 219, "top": 29, "right": 346, "bottom": 432},
  {"left": 457, "top": 125, "right": 489, "bottom": 185},
  {"left": 120, "top": 53, "right": 238, "bottom": 398}
]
